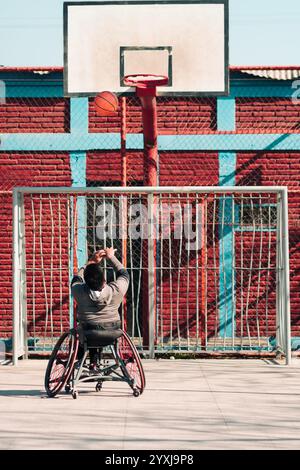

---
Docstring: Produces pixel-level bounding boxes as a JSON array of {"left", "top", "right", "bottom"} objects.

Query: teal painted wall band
[
  {"left": 218, "top": 152, "right": 237, "bottom": 338},
  {"left": 70, "top": 97, "right": 89, "bottom": 135},
  {"left": 5, "top": 84, "right": 64, "bottom": 98},
  {"left": 0, "top": 133, "right": 121, "bottom": 151},
  {"left": 70, "top": 151, "right": 87, "bottom": 268},
  {"left": 157, "top": 133, "right": 300, "bottom": 151},
  {"left": 217, "top": 97, "right": 236, "bottom": 130},
  {"left": 219, "top": 152, "right": 237, "bottom": 186},
  {"left": 70, "top": 98, "right": 88, "bottom": 268},
  {"left": 69, "top": 98, "right": 88, "bottom": 327},
  {"left": 230, "top": 82, "right": 295, "bottom": 98},
  {"left": 217, "top": 97, "right": 236, "bottom": 339},
  {"left": 2, "top": 132, "right": 300, "bottom": 152}
]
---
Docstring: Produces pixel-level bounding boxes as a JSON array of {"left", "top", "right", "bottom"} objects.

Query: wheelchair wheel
[
  {"left": 44, "top": 329, "right": 78, "bottom": 398},
  {"left": 117, "top": 332, "right": 146, "bottom": 395}
]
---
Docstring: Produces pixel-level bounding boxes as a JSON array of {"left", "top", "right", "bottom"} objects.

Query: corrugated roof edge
[
  {"left": 230, "top": 66, "right": 300, "bottom": 70},
  {"left": 0, "top": 67, "right": 63, "bottom": 72}
]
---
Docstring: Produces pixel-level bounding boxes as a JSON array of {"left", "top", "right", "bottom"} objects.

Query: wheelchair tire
[
  {"left": 117, "top": 332, "right": 146, "bottom": 395},
  {"left": 44, "top": 330, "right": 79, "bottom": 398}
]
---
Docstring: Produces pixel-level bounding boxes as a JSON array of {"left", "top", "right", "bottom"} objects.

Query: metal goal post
[{"left": 12, "top": 186, "right": 291, "bottom": 364}]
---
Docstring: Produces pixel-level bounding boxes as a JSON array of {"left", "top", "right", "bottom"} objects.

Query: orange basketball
[{"left": 94, "top": 91, "right": 119, "bottom": 116}]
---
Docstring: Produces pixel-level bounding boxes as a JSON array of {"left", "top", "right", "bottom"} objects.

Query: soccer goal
[{"left": 12, "top": 186, "right": 291, "bottom": 364}]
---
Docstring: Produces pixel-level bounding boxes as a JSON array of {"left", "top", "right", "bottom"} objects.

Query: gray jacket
[{"left": 71, "top": 255, "right": 129, "bottom": 325}]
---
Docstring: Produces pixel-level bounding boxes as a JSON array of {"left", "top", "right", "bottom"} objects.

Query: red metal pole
[
  {"left": 121, "top": 97, "right": 127, "bottom": 187},
  {"left": 137, "top": 87, "right": 158, "bottom": 351},
  {"left": 138, "top": 93, "right": 158, "bottom": 186},
  {"left": 120, "top": 97, "right": 128, "bottom": 331}
]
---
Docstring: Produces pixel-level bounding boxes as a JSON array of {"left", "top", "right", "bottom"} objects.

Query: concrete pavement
[{"left": 1, "top": 359, "right": 300, "bottom": 450}]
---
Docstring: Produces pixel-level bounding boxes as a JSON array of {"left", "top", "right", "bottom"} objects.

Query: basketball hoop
[
  {"left": 123, "top": 74, "right": 169, "bottom": 89},
  {"left": 123, "top": 74, "right": 168, "bottom": 97}
]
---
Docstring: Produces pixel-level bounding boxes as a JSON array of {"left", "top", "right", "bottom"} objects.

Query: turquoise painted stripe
[
  {"left": 2, "top": 132, "right": 300, "bottom": 152},
  {"left": 217, "top": 97, "right": 236, "bottom": 339},
  {"left": 217, "top": 97, "right": 236, "bottom": 130},
  {"left": 70, "top": 151, "right": 87, "bottom": 267},
  {"left": 157, "top": 133, "right": 300, "bottom": 151},
  {"left": 218, "top": 153, "right": 237, "bottom": 338},
  {"left": 70, "top": 98, "right": 88, "bottom": 268},
  {"left": 0, "top": 133, "right": 121, "bottom": 151},
  {"left": 230, "top": 83, "right": 295, "bottom": 98},
  {"left": 5, "top": 84, "right": 63, "bottom": 98},
  {"left": 219, "top": 152, "right": 237, "bottom": 186},
  {"left": 70, "top": 98, "right": 89, "bottom": 135},
  {"left": 69, "top": 98, "right": 88, "bottom": 327}
]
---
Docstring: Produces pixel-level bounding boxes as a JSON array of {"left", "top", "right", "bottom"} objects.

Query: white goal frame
[{"left": 12, "top": 186, "right": 291, "bottom": 365}]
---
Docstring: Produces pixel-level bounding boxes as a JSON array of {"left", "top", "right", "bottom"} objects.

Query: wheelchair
[{"left": 44, "top": 327, "right": 145, "bottom": 399}]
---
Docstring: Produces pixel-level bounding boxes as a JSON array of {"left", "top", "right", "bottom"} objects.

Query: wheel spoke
[{"left": 55, "top": 358, "right": 67, "bottom": 366}]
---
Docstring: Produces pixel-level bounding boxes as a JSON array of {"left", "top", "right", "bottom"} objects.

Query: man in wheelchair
[
  {"left": 71, "top": 247, "right": 129, "bottom": 374},
  {"left": 45, "top": 247, "right": 145, "bottom": 398}
]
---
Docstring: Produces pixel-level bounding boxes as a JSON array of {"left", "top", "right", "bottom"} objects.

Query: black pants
[
  {"left": 77, "top": 344, "right": 101, "bottom": 365},
  {"left": 78, "top": 321, "right": 121, "bottom": 365},
  {"left": 88, "top": 348, "right": 101, "bottom": 365}
]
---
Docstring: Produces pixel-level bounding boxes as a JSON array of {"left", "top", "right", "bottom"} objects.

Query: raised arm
[{"left": 105, "top": 248, "right": 129, "bottom": 296}]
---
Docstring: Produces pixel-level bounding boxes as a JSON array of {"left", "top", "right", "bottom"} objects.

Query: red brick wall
[
  {"left": 0, "top": 152, "right": 72, "bottom": 190},
  {"left": 0, "top": 192, "right": 14, "bottom": 337},
  {"left": 236, "top": 98, "right": 300, "bottom": 133},
  {"left": 0, "top": 98, "right": 70, "bottom": 133},
  {"left": 157, "top": 200, "right": 208, "bottom": 345},
  {"left": 236, "top": 152, "right": 300, "bottom": 337},
  {"left": 87, "top": 152, "right": 219, "bottom": 343},
  {"left": 24, "top": 194, "right": 71, "bottom": 339},
  {"left": 89, "top": 97, "right": 216, "bottom": 134},
  {"left": 159, "top": 154, "right": 218, "bottom": 344},
  {"left": 87, "top": 151, "right": 144, "bottom": 184},
  {"left": 234, "top": 231, "right": 277, "bottom": 339},
  {"left": 159, "top": 152, "right": 219, "bottom": 186},
  {"left": 158, "top": 199, "right": 221, "bottom": 346},
  {"left": 87, "top": 151, "right": 219, "bottom": 187},
  {"left": 0, "top": 87, "right": 299, "bottom": 348},
  {"left": 236, "top": 152, "right": 300, "bottom": 188},
  {"left": 0, "top": 153, "right": 71, "bottom": 338}
]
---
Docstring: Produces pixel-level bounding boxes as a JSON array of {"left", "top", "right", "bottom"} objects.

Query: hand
[
  {"left": 89, "top": 250, "right": 106, "bottom": 264},
  {"left": 104, "top": 247, "right": 117, "bottom": 259}
]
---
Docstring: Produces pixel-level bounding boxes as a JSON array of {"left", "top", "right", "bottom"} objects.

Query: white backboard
[{"left": 64, "top": 1, "right": 229, "bottom": 96}]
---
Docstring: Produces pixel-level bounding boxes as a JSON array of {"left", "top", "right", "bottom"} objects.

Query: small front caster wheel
[
  {"left": 95, "top": 382, "right": 103, "bottom": 392},
  {"left": 65, "top": 384, "right": 71, "bottom": 394},
  {"left": 72, "top": 390, "right": 78, "bottom": 399},
  {"left": 133, "top": 389, "right": 140, "bottom": 397}
]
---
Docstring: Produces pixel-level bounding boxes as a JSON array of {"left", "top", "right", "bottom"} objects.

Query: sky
[{"left": 0, "top": 0, "right": 299, "bottom": 67}]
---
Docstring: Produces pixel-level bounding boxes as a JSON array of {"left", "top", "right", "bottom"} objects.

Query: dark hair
[{"left": 84, "top": 263, "right": 104, "bottom": 291}]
